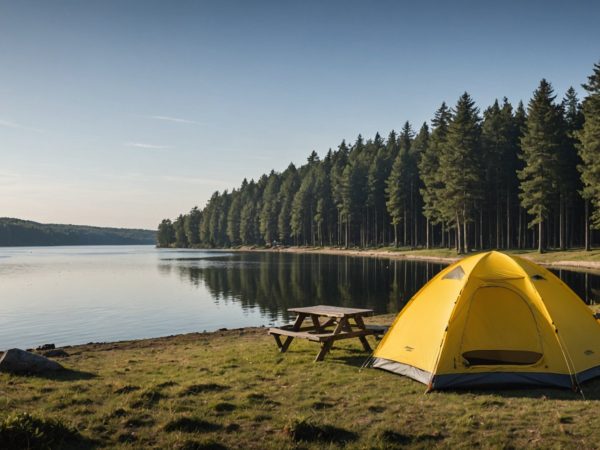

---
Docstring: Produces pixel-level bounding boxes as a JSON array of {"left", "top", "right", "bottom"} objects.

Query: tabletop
[{"left": 287, "top": 305, "right": 374, "bottom": 318}]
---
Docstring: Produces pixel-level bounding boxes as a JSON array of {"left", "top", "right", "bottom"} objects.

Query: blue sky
[{"left": 0, "top": 0, "right": 598, "bottom": 229}]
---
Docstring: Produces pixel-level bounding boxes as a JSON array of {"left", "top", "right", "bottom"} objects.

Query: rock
[
  {"left": 36, "top": 344, "right": 56, "bottom": 351},
  {"left": 42, "top": 349, "right": 69, "bottom": 358},
  {"left": 0, "top": 348, "right": 64, "bottom": 374}
]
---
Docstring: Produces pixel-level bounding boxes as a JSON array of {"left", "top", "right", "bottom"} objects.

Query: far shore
[{"left": 228, "top": 245, "right": 600, "bottom": 273}]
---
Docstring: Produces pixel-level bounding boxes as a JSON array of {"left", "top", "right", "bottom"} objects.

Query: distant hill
[{"left": 0, "top": 218, "right": 156, "bottom": 247}]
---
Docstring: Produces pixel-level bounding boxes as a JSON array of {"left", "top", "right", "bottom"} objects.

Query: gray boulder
[{"left": 0, "top": 348, "right": 63, "bottom": 374}]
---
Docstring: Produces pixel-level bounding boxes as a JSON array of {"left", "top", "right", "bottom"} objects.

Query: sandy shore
[{"left": 233, "top": 245, "right": 600, "bottom": 273}]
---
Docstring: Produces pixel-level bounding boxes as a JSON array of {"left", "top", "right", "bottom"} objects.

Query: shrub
[{"left": 0, "top": 412, "right": 82, "bottom": 449}]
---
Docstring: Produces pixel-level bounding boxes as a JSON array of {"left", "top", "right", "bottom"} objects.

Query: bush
[{"left": 0, "top": 412, "right": 82, "bottom": 449}]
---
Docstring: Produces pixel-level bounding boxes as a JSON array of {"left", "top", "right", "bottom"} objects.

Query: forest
[
  {"left": 158, "top": 62, "right": 600, "bottom": 254},
  {"left": 0, "top": 218, "right": 156, "bottom": 246}
]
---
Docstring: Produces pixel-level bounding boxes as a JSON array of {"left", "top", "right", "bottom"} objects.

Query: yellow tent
[{"left": 372, "top": 251, "right": 600, "bottom": 390}]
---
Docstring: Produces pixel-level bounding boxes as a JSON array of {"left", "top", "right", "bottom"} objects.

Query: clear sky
[{"left": 1, "top": 0, "right": 598, "bottom": 229}]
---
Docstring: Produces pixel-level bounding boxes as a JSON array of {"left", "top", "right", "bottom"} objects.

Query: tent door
[{"left": 460, "top": 286, "right": 543, "bottom": 366}]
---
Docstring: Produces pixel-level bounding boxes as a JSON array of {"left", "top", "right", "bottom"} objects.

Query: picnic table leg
[
  {"left": 280, "top": 313, "right": 307, "bottom": 353},
  {"left": 313, "top": 318, "right": 346, "bottom": 361},
  {"left": 311, "top": 315, "right": 323, "bottom": 332},
  {"left": 315, "top": 340, "right": 333, "bottom": 362},
  {"left": 353, "top": 316, "right": 373, "bottom": 352},
  {"left": 273, "top": 334, "right": 283, "bottom": 349},
  {"left": 358, "top": 336, "right": 372, "bottom": 352}
]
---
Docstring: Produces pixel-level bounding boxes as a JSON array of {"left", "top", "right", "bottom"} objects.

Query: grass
[{"left": 3, "top": 319, "right": 600, "bottom": 449}]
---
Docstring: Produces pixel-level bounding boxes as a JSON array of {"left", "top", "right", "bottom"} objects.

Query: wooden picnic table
[{"left": 268, "top": 305, "right": 375, "bottom": 361}]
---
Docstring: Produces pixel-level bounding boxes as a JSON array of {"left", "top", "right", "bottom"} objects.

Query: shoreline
[{"left": 230, "top": 245, "right": 600, "bottom": 273}]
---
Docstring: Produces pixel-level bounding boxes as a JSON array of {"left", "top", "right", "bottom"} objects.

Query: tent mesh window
[
  {"left": 442, "top": 266, "right": 465, "bottom": 280},
  {"left": 462, "top": 350, "right": 543, "bottom": 366}
]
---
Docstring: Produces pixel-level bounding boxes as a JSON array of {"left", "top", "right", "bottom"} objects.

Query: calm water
[{"left": 1, "top": 246, "right": 599, "bottom": 349}]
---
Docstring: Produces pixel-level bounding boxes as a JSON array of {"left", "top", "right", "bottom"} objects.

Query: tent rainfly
[{"left": 371, "top": 251, "right": 600, "bottom": 390}]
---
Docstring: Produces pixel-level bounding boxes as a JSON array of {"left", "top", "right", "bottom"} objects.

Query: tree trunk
[
  {"left": 456, "top": 213, "right": 462, "bottom": 254},
  {"left": 345, "top": 215, "right": 349, "bottom": 249},
  {"left": 496, "top": 197, "right": 500, "bottom": 249},
  {"left": 559, "top": 198, "right": 565, "bottom": 250},
  {"left": 479, "top": 209, "right": 483, "bottom": 249},
  {"left": 426, "top": 217, "right": 430, "bottom": 249},
  {"left": 506, "top": 190, "right": 511, "bottom": 249},
  {"left": 585, "top": 200, "right": 591, "bottom": 251},
  {"left": 403, "top": 208, "right": 407, "bottom": 247},
  {"left": 517, "top": 208, "right": 522, "bottom": 249},
  {"left": 538, "top": 219, "right": 544, "bottom": 253},
  {"left": 394, "top": 223, "right": 398, "bottom": 248},
  {"left": 441, "top": 222, "right": 446, "bottom": 248},
  {"left": 463, "top": 216, "right": 468, "bottom": 254}
]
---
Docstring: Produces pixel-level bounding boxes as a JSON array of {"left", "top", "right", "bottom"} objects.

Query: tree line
[
  {"left": 158, "top": 62, "right": 600, "bottom": 254},
  {"left": 0, "top": 218, "right": 156, "bottom": 246}
]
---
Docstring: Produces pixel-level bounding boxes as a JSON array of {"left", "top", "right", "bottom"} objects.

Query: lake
[{"left": 1, "top": 245, "right": 599, "bottom": 349}]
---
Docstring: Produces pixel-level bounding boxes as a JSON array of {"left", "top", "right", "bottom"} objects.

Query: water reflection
[
  {"left": 162, "top": 253, "right": 600, "bottom": 322},
  {"left": 550, "top": 268, "right": 600, "bottom": 305},
  {"left": 160, "top": 252, "right": 447, "bottom": 322}
]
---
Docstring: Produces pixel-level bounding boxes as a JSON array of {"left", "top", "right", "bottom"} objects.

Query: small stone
[
  {"left": 36, "top": 344, "right": 56, "bottom": 351},
  {"left": 42, "top": 349, "right": 69, "bottom": 358},
  {"left": 0, "top": 348, "right": 64, "bottom": 374}
]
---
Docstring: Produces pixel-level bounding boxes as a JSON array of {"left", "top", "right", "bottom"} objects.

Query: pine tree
[
  {"left": 386, "top": 147, "right": 409, "bottom": 247},
  {"left": 290, "top": 170, "right": 315, "bottom": 245},
  {"left": 518, "top": 79, "right": 563, "bottom": 253},
  {"left": 412, "top": 123, "right": 430, "bottom": 246},
  {"left": 240, "top": 181, "right": 259, "bottom": 245},
  {"left": 313, "top": 163, "right": 334, "bottom": 246},
  {"left": 420, "top": 103, "right": 451, "bottom": 247},
  {"left": 173, "top": 214, "right": 189, "bottom": 248},
  {"left": 331, "top": 141, "right": 349, "bottom": 246},
  {"left": 277, "top": 164, "right": 300, "bottom": 244},
  {"left": 259, "top": 171, "right": 281, "bottom": 245},
  {"left": 578, "top": 62, "right": 600, "bottom": 249},
  {"left": 481, "top": 99, "right": 519, "bottom": 249},
  {"left": 440, "top": 93, "right": 482, "bottom": 254},
  {"left": 184, "top": 206, "right": 202, "bottom": 246},
  {"left": 559, "top": 87, "right": 584, "bottom": 249},
  {"left": 226, "top": 189, "right": 242, "bottom": 245},
  {"left": 367, "top": 148, "right": 387, "bottom": 246}
]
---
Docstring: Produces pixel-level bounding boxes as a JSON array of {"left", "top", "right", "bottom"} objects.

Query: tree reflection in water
[
  {"left": 159, "top": 252, "right": 446, "bottom": 323},
  {"left": 158, "top": 252, "right": 600, "bottom": 324}
]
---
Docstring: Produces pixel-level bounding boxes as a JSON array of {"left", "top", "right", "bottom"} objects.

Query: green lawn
[{"left": 2, "top": 317, "right": 600, "bottom": 449}]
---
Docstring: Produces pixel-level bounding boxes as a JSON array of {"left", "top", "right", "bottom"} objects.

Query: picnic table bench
[{"left": 268, "top": 305, "right": 376, "bottom": 361}]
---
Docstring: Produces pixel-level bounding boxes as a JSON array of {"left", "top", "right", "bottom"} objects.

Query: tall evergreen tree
[
  {"left": 386, "top": 146, "right": 410, "bottom": 247},
  {"left": 277, "top": 164, "right": 300, "bottom": 244},
  {"left": 559, "top": 87, "right": 584, "bottom": 249},
  {"left": 518, "top": 79, "right": 563, "bottom": 253},
  {"left": 173, "top": 214, "right": 189, "bottom": 248},
  {"left": 259, "top": 171, "right": 281, "bottom": 245},
  {"left": 420, "top": 103, "right": 451, "bottom": 247},
  {"left": 184, "top": 206, "right": 202, "bottom": 246},
  {"left": 439, "top": 93, "right": 482, "bottom": 253},
  {"left": 226, "top": 188, "right": 242, "bottom": 245},
  {"left": 578, "top": 62, "right": 600, "bottom": 249}
]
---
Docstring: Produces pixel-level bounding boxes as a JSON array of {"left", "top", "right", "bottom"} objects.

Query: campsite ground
[{"left": 2, "top": 310, "right": 600, "bottom": 449}]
